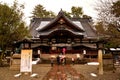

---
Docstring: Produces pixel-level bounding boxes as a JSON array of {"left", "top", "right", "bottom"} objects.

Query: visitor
[
  {"left": 64, "top": 57, "right": 66, "bottom": 65},
  {"left": 56, "top": 55, "right": 60, "bottom": 65},
  {"left": 62, "top": 48, "right": 66, "bottom": 55},
  {"left": 50, "top": 58, "right": 54, "bottom": 67},
  {"left": 76, "top": 54, "right": 80, "bottom": 64},
  {"left": 72, "top": 57, "right": 75, "bottom": 65},
  {"left": 62, "top": 58, "right": 65, "bottom": 65}
]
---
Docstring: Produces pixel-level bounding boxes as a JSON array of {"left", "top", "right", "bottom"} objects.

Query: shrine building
[{"left": 29, "top": 10, "right": 102, "bottom": 58}]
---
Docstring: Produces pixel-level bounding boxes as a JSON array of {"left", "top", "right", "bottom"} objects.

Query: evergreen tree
[
  {"left": 31, "top": 4, "right": 55, "bottom": 18},
  {"left": 0, "top": 1, "right": 29, "bottom": 66}
]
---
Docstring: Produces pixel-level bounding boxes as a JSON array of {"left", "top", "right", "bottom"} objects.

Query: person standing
[
  {"left": 62, "top": 48, "right": 66, "bottom": 55},
  {"left": 50, "top": 58, "right": 54, "bottom": 67},
  {"left": 56, "top": 55, "right": 60, "bottom": 65},
  {"left": 72, "top": 58, "right": 75, "bottom": 65}
]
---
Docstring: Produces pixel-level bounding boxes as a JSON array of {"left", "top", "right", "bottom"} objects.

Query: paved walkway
[{"left": 42, "top": 64, "right": 85, "bottom": 80}]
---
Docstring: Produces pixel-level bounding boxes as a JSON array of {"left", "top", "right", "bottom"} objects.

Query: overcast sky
[{"left": 0, "top": 0, "right": 98, "bottom": 25}]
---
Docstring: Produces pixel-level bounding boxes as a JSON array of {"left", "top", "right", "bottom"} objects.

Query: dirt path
[{"left": 42, "top": 64, "right": 85, "bottom": 80}]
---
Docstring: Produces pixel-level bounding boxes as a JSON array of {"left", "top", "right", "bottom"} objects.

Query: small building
[{"left": 29, "top": 10, "right": 102, "bottom": 59}]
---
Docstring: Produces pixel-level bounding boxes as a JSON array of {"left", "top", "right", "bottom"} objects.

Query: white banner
[{"left": 20, "top": 49, "right": 32, "bottom": 73}]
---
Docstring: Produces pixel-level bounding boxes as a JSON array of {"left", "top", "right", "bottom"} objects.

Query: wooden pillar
[{"left": 98, "top": 49, "right": 103, "bottom": 75}]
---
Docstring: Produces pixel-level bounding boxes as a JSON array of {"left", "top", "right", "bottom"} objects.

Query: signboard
[{"left": 20, "top": 49, "right": 32, "bottom": 73}]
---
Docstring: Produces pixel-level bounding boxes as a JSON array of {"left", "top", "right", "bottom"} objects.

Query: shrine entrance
[{"left": 38, "top": 28, "right": 84, "bottom": 54}]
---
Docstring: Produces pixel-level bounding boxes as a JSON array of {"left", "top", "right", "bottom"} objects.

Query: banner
[{"left": 20, "top": 49, "right": 32, "bottom": 73}]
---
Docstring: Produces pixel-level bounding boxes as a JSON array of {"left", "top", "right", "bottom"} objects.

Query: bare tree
[
  {"left": 95, "top": 0, "right": 115, "bottom": 27},
  {"left": 95, "top": 0, "right": 120, "bottom": 48}
]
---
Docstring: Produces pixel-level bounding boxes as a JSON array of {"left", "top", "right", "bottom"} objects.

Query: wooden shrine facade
[{"left": 29, "top": 10, "right": 102, "bottom": 57}]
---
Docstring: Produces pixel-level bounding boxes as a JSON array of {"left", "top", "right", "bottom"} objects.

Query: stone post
[{"left": 98, "top": 49, "right": 103, "bottom": 75}]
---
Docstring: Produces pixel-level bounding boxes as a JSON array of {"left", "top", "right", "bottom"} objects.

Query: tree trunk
[
  {"left": 0, "top": 49, "right": 6, "bottom": 67},
  {"left": 0, "top": 52, "right": 4, "bottom": 66}
]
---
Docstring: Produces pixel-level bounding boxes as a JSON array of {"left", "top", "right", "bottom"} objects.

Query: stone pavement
[{"left": 42, "top": 64, "right": 85, "bottom": 80}]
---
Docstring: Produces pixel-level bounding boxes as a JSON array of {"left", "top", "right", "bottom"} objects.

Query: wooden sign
[{"left": 20, "top": 49, "right": 32, "bottom": 73}]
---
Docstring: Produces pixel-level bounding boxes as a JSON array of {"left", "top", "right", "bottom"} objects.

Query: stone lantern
[
  {"left": 20, "top": 38, "right": 33, "bottom": 49},
  {"left": 10, "top": 38, "right": 33, "bottom": 72}
]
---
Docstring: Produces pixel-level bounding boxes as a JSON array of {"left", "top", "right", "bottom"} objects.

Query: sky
[{"left": 0, "top": 0, "right": 98, "bottom": 25}]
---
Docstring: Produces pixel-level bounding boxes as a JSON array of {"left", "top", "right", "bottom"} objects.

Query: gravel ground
[
  {"left": 0, "top": 64, "right": 120, "bottom": 80},
  {"left": 72, "top": 65, "right": 120, "bottom": 80},
  {"left": 0, "top": 64, "right": 51, "bottom": 80}
]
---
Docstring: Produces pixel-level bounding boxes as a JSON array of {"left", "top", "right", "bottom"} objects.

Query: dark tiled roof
[
  {"left": 29, "top": 10, "right": 98, "bottom": 39},
  {"left": 80, "top": 21, "right": 97, "bottom": 38}
]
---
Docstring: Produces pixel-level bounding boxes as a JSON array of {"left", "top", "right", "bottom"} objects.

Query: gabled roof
[
  {"left": 38, "top": 9, "right": 84, "bottom": 32},
  {"left": 29, "top": 10, "right": 98, "bottom": 39}
]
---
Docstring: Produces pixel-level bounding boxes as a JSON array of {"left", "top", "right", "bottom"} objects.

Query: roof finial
[
  {"left": 59, "top": 8, "right": 63, "bottom": 14},
  {"left": 60, "top": 8, "right": 63, "bottom": 11}
]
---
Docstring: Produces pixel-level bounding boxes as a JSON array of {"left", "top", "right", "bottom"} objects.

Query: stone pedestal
[{"left": 10, "top": 54, "right": 21, "bottom": 70}]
